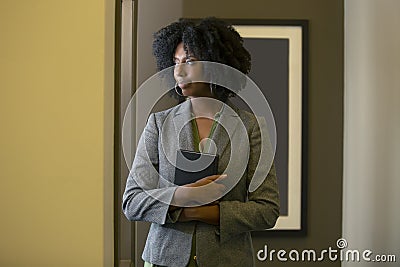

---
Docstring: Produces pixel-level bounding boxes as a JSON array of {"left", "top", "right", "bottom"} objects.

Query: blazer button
[{"left": 193, "top": 255, "right": 197, "bottom": 261}]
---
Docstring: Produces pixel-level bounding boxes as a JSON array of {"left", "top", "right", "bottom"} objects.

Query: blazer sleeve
[
  {"left": 219, "top": 118, "right": 280, "bottom": 243},
  {"left": 122, "top": 113, "right": 177, "bottom": 225}
]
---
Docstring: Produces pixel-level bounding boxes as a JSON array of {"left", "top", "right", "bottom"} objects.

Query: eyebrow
[{"left": 173, "top": 55, "right": 197, "bottom": 61}]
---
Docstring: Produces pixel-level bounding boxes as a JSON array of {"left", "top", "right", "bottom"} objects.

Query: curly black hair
[{"left": 152, "top": 17, "right": 251, "bottom": 102}]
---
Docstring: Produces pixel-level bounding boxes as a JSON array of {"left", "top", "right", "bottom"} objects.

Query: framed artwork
[{"left": 227, "top": 19, "right": 309, "bottom": 233}]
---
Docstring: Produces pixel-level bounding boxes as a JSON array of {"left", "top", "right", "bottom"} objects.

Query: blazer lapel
[
  {"left": 172, "top": 100, "right": 243, "bottom": 157},
  {"left": 210, "top": 103, "right": 241, "bottom": 156},
  {"left": 172, "top": 100, "right": 196, "bottom": 151}
]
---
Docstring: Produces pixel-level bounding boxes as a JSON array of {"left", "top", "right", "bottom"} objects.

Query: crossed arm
[{"left": 169, "top": 174, "right": 226, "bottom": 225}]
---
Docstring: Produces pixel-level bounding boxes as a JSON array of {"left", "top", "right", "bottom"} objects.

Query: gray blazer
[{"left": 123, "top": 100, "right": 280, "bottom": 267}]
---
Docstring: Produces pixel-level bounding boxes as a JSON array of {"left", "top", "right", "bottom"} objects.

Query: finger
[
  {"left": 185, "top": 176, "right": 214, "bottom": 187},
  {"left": 208, "top": 200, "right": 220, "bottom": 205},
  {"left": 204, "top": 174, "right": 222, "bottom": 181},
  {"left": 214, "top": 174, "right": 228, "bottom": 184},
  {"left": 205, "top": 174, "right": 227, "bottom": 184},
  {"left": 216, "top": 183, "right": 226, "bottom": 192}
]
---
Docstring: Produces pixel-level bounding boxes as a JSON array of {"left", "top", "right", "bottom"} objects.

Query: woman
[{"left": 123, "top": 17, "right": 280, "bottom": 267}]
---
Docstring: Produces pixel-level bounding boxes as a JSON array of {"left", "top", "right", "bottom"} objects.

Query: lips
[
  {"left": 178, "top": 83, "right": 189, "bottom": 89},
  {"left": 177, "top": 81, "right": 192, "bottom": 89}
]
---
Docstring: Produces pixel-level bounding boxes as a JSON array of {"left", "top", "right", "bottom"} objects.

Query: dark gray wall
[
  {"left": 134, "top": 1, "right": 183, "bottom": 267},
  {"left": 182, "top": 0, "right": 344, "bottom": 266}
]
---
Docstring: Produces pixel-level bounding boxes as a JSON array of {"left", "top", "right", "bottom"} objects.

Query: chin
[{"left": 181, "top": 88, "right": 192, "bottom": 96}]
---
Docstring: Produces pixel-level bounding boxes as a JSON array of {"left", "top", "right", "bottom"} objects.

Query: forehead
[{"left": 174, "top": 42, "right": 195, "bottom": 58}]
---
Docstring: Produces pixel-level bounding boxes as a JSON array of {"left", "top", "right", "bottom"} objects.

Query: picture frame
[{"left": 227, "top": 19, "right": 309, "bottom": 234}]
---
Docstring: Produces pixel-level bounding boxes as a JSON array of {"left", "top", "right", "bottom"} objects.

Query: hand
[
  {"left": 172, "top": 174, "right": 227, "bottom": 206},
  {"left": 179, "top": 204, "right": 220, "bottom": 225},
  {"left": 184, "top": 174, "right": 227, "bottom": 188},
  {"left": 185, "top": 174, "right": 227, "bottom": 205}
]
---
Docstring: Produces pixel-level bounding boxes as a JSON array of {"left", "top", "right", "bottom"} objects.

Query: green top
[{"left": 191, "top": 110, "right": 221, "bottom": 153}]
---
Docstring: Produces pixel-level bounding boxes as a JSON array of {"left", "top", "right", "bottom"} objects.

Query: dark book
[{"left": 174, "top": 149, "right": 219, "bottom": 186}]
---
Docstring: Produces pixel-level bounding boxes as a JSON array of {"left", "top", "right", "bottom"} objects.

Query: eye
[{"left": 185, "top": 58, "right": 197, "bottom": 65}]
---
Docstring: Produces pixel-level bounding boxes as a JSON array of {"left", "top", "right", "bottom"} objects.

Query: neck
[{"left": 190, "top": 97, "right": 223, "bottom": 118}]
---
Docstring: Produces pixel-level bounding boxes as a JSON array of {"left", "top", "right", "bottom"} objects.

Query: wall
[
  {"left": 132, "top": 1, "right": 183, "bottom": 266},
  {"left": 343, "top": 0, "right": 400, "bottom": 266},
  {"left": 137, "top": 0, "right": 183, "bottom": 86},
  {"left": 0, "top": 1, "right": 114, "bottom": 266},
  {"left": 183, "top": 1, "right": 344, "bottom": 266}
]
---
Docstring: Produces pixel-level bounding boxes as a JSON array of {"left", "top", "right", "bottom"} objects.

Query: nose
[{"left": 174, "top": 63, "right": 187, "bottom": 78}]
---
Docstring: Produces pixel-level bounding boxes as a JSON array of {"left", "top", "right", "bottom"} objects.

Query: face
[{"left": 173, "top": 43, "right": 211, "bottom": 98}]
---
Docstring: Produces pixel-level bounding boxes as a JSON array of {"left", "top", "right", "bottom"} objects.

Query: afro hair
[{"left": 152, "top": 17, "right": 251, "bottom": 102}]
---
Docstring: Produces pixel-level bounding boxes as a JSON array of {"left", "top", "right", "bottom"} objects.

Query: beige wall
[
  {"left": 0, "top": 1, "right": 114, "bottom": 266},
  {"left": 343, "top": 0, "right": 400, "bottom": 265}
]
